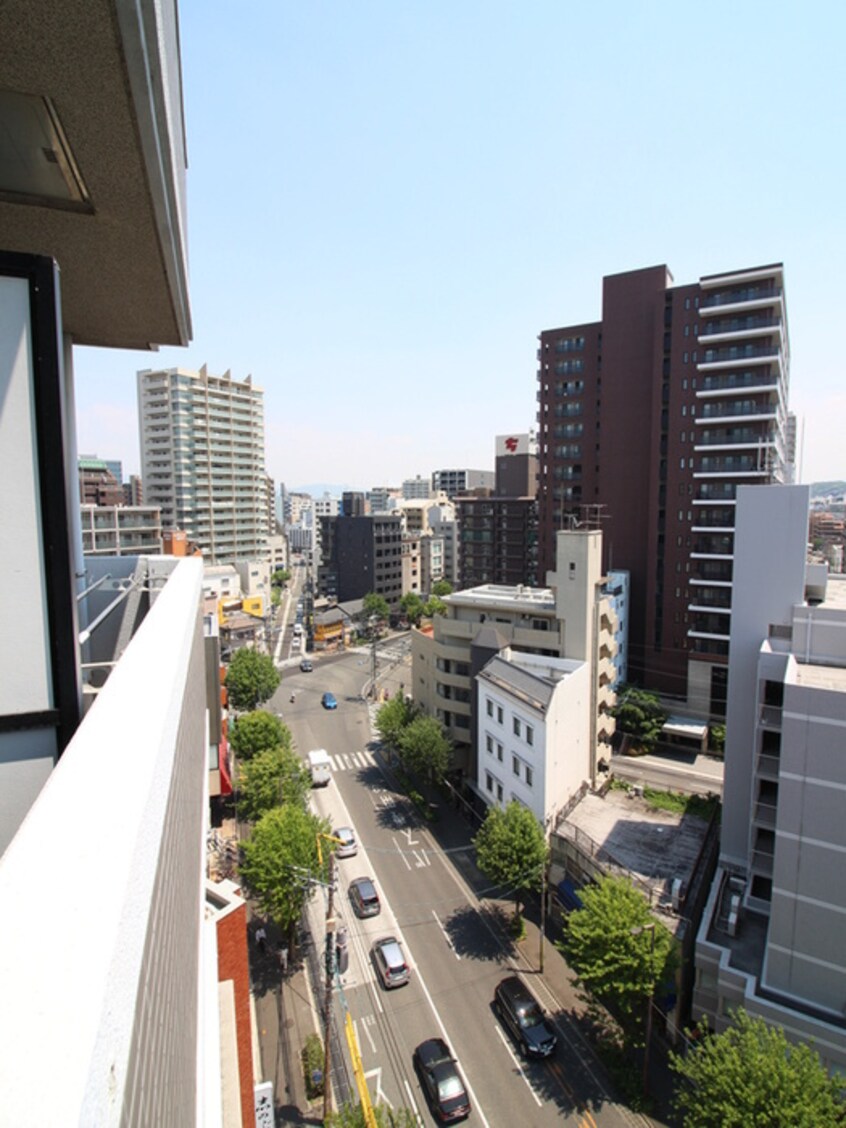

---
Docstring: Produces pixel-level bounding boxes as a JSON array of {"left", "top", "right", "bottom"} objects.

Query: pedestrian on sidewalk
[
  {"left": 255, "top": 926, "right": 267, "bottom": 954},
  {"left": 278, "top": 945, "right": 288, "bottom": 975}
]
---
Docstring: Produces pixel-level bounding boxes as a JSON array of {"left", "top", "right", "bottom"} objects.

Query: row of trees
[
  {"left": 225, "top": 648, "right": 280, "bottom": 711},
  {"left": 374, "top": 692, "right": 452, "bottom": 779},
  {"left": 230, "top": 708, "right": 330, "bottom": 948}
]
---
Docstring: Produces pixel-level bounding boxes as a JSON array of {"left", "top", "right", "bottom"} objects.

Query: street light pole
[{"left": 631, "top": 922, "right": 656, "bottom": 1100}]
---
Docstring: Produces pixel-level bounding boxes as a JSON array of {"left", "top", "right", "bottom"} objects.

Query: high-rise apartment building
[
  {"left": 138, "top": 365, "right": 268, "bottom": 564},
  {"left": 537, "top": 263, "right": 791, "bottom": 715},
  {"left": 456, "top": 433, "right": 539, "bottom": 589}
]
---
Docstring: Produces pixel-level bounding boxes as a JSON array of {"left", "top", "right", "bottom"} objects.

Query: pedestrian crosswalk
[{"left": 326, "top": 749, "right": 377, "bottom": 773}]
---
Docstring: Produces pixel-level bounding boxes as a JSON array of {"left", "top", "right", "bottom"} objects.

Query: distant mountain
[
  {"left": 810, "top": 481, "right": 846, "bottom": 499},
  {"left": 290, "top": 483, "right": 356, "bottom": 497}
]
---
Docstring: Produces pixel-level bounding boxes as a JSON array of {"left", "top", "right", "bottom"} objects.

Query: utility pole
[
  {"left": 322, "top": 850, "right": 336, "bottom": 1121},
  {"left": 631, "top": 922, "right": 657, "bottom": 1100}
]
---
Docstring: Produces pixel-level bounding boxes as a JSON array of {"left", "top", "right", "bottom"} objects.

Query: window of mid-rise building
[
  {"left": 496, "top": 782, "right": 503, "bottom": 802},
  {"left": 497, "top": 705, "right": 503, "bottom": 724},
  {"left": 513, "top": 717, "right": 520, "bottom": 736},
  {"left": 525, "top": 765, "right": 533, "bottom": 787},
  {"left": 526, "top": 725, "right": 534, "bottom": 746},
  {"left": 486, "top": 698, "right": 493, "bottom": 717},
  {"left": 512, "top": 755, "right": 519, "bottom": 776},
  {"left": 486, "top": 734, "right": 493, "bottom": 753},
  {"left": 486, "top": 773, "right": 494, "bottom": 793}
]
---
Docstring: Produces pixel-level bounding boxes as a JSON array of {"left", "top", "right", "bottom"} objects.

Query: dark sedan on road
[
  {"left": 321, "top": 691, "right": 337, "bottom": 710},
  {"left": 413, "top": 1038, "right": 470, "bottom": 1122}
]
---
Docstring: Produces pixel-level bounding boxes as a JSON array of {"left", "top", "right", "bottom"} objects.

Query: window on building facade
[
  {"left": 486, "top": 773, "right": 493, "bottom": 793},
  {"left": 526, "top": 725, "right": 533, "bottom": 747},
  {"left": 497, "top": 705, "right": 503, "bottom": 724},
  {"left": 486, "top": 734, "right": 493, "bottom": 753},
  {"left": 496, "top": 782, "right": 503, "bottom": 802},
  {"left": 512, "top": 755, "right": 520, "bottom": 776},
  {"left": 486, "top": 698, "right": 493, "bottom": 717},
  {"left": 513, "top": 717, "right": 520, "bottom": 736},
  {"left": 497, "top": 743, "right": 503, "bottom": 762},
  {"left": 525, "top": 766, "right": 533, "bottom": 787}
]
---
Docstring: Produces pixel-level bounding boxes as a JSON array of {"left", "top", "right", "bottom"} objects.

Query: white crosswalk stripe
[{"left": 328, "top": 750, "right": 377, "bottom": 772}]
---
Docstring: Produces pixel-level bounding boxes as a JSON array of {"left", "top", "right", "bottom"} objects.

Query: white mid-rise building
[{"left": 477, "top": 649, "right": 589, "bottom": 825}]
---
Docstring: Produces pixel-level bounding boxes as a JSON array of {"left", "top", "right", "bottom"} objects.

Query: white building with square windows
[{"left": 476, "top": 648, "right": 590, "bottom": 825}]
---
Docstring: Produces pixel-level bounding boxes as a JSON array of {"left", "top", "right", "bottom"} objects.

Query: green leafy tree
[
  {"left": 239, "top": 804, "right": 329, "bottom": 946},
  {"left": 431, "top": 579, "right": 453, "bottom": 597},
  {"left": 225, "top": 648, "right": 281, "bottom": 710},
  {"left": 229, "top": 709, "right": 289, "bottom": 760},
  {"left": 473, "top": 801, "right": 547, "bottom": 923},
  {"left": 374, "top": 691, "right": 416, "bottom": 748},
  {"left": 362, "top": 592, "right": 390, "bottom": 622},
  {"left": 400, "top": 591, "right": 425, "bottom": 626},
  {"left": 562, "top": 876, "right": 675, "bottom": 1033},
  {"left": 670, "top": 1009, "right": 845, "bottom": 1128},
  {"left": 271, "top": 568, "right": 291, "bottom": 586},
  {"left": 397, "top": 714, "right": 451, "bottom": 780},
  {"left": 237, "top": 746, "right": 311, "bottom": 823},
  {"left": 611, "top": 685, "right": 667, "bottom": 753},
  {"left": 326, "top": 1103, "right": 418, "bottom": 1128},
  {"left": 423, "top": 595, "right": 448, "bottom": 618},
  {"left": 708, "top": 723, "right": 726, "bottom": 754}
]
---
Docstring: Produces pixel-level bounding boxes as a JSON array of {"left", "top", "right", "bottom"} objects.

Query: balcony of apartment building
[
  {"left": 698, "top": 278, "right": 783, "bottom": 316},
  {"left": 697, "top": 342, "right": 782, "bottom": 369},
  {"left": 698, "top": 369, "right": 782, "bottom": 400},
  {"left": 697, "top": 313, "right": 784, "bottom": 345},
  {"left": 687, "top": 585, "right": 733, "bottom": 613},
  {"left": 691, "top": 506, "right": 736, "bottom": 532},
  {"left": 688, "top": 610, "right": 732, "bottom": 638},
  {"left": 693, "top": 482, "right": 738, "bottom": 505},
  {"left": 694, "top": 453, "right": 773, "bottom": 479},
  {"left": 691, "top": 532, "right": 734, "bottom": 559}
]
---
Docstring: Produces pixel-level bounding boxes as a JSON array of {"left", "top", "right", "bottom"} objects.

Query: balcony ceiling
[{"left": 0, "top": 1, "right": 191, "bottom": 349}]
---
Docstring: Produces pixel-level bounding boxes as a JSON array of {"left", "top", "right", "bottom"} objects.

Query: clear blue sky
[{"left": 75, "top": 1, "right": 846, "bottom": 490}]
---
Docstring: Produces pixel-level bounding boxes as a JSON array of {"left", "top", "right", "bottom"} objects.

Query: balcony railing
[{"left": 700, "top": 286, "right": 781, "bottom": 309}]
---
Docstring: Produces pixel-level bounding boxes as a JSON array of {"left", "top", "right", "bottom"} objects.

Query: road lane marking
[
  {"left": 412, "top": 850, "right": 431, "bottom": 868},
  {"left": 401, "top": 1079, "right": 422, "bottom": 1123},
  {"left": 432, "top": 910, "right": 459, "bottom": 958},
  {"left": 403, "top": 827, "right": 419, "bottom": 846},
  {"left": 392, "top": 836, "right": 413, "bottom": 871},
  {"left": 492, "top": 1024, "right": 542, "bottom": 1107}
]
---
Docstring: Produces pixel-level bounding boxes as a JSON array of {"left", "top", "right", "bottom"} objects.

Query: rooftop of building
[
  {"left": 448, "top": 582, "right": 555, "bottom": 612},
  {"left": 479, "top": 652, "right": 583, "bottom": 712},
  {"left": 795, "top": 662, "right": 846, "bottom": 691}
]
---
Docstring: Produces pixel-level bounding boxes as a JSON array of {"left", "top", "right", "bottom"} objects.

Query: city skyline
[{"left": 73, "top": 3, "right": 846, "bottom": 489}]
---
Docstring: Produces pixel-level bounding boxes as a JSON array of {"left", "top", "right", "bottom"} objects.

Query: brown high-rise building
[{"left": 537, "top": 263, "right": 791, "bottom": 715}]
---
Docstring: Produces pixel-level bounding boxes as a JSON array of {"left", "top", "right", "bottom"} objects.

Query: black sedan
[{"left": 413, "top": 1038, "right": 470, "bottom": 1123}]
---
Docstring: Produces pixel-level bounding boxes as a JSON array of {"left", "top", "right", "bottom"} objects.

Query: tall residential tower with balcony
[
  {"left": 537, "top": 263, "right": 791, "bottom": 715},
  {"left": 138, "top": 365, "right": 268, "bottom": 563}
]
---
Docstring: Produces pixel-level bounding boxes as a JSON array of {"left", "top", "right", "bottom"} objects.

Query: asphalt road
[{"left": 267, "top": 650, "right": 644, "bottom": 1128}]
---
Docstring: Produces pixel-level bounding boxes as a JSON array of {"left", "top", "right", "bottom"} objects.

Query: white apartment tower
[
  {"left": 138, "top": 365, "right": 268, "bottom": 563},
  {"left": 694, "top": 485, "right": 846, "bottom": 1072}
]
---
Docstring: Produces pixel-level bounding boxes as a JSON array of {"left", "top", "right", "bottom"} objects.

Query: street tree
[
  {"left": 397, "top": 714, "right": 451, "bottom": 780},
  {"left": 225, "top": 648, "right": 281, "bottom": 710},
  {"left": 423, "top": 595, "right": 447, "bottom": 618},
  {"left": 562, "top": 876, "right": 675, "bottom": 1033},
  {"left": 326, "top": 1103, "right": 418, "bottom": 1128},
  {"left": 362, "top": 592, "right": 390, "bottom": 623},
  {"left": 374, "top": 691, "right": 416, "bottom": 749},
  {"left": 236, "top": 746, "right": 311, "bottom": 824},
  {"left": 670, "top": 1009, "right": 845, "bottom": 1128},
  {"left": 239, "top": 803, "right": 330, "bottom": 947},
  {"left": 400, "top": 591, "right": 425, "bottom": 626},
  {"left": 611, "top": 686, "right": 667, "bottom": 754},
  {"left": 271, "top": 568, "right": 291, "bottom": 587},
  {"left": 431, "top": 579, "right": 453, "bottom": 597},
  {"left": 473, "top": 801, "right": 547, "bottom": 924},
  {"left": 229, "top": 709, "right": 290, "bottom": 760}
]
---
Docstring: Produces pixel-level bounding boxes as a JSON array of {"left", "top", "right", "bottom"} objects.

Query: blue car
[{"left": 321, "top": 692, "right": 338, "bottom": 710}]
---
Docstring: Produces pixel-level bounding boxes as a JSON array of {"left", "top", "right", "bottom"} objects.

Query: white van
[
  {"left": 307, "top": 749, "right": 331, "bottom": 787},
  {"left": 293, "top": 622, "right": 303, "bottom": 637}
]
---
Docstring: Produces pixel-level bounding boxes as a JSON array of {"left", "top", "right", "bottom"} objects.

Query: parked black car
[
  {"left": 413, "top": 1037, "right": 470, "bottom": 1122},
  {"left": 493, "top": 976, "right": 557, "bottom": 1058}
]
